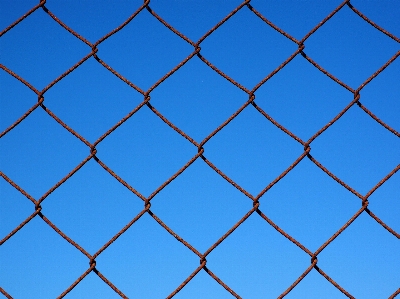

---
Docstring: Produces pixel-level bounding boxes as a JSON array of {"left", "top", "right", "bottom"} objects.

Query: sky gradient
[{"left": 1, "top": 1, "right": 399, "bottom": 298}]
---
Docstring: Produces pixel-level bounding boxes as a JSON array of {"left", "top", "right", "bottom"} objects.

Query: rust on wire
[{"left": 0, "top": 0, "right": 399, "bottom": 298}]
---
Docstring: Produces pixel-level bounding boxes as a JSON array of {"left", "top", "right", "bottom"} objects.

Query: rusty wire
[{"left": 1, "top": 0, "right": 399, "bottom": 298}]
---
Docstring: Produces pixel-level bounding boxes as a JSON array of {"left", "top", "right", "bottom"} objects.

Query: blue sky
[{"left": 1, "top": 1, "right": 399, "bottom": 298}]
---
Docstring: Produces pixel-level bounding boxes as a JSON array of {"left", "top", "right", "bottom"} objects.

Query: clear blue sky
[{"left": 1, "top": 1, "right": 399, "bottom": 298}]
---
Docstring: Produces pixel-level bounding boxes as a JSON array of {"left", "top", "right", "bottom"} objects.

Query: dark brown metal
[{"left": 0, "top": 0, "right": 399, "bottom": 298}]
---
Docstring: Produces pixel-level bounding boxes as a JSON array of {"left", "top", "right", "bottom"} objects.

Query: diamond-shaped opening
[
  {"left": 45, "top": 0, "right": 143, "bottom": 43},
  {"left": 0, "top": 177, "right": 33, "bottom": 239},
  {"left": 96, "top": 106, "right": 195, "bottom": 197},
  {"left": 173, "top": 269, "right": 237, "bottom": 299},
  {"left": 248, "top": 0, "right": 344, "bottom": 40},
  {"left": 205, "top": 105, "right": 303, "bottom": 196},
  {"left": 350, "top": 0, "right": 400, "bottom": 37},
  {"left": 318, "top": 213, "right": 400, "bottom": 298},
  {"left": 262, "top": 158, "right": 360, "bottom": 252},
  {"left": 0, "top": 0, "right": 37, "bottom": 30},
  {"left": 0, "top": 216, "right": 88, "bottom": 299},
  {"left": 0, "top": 108, "right": 88, "bottom": 198},
  {"left": 0, "top": 69, "right": 37, "bottom": 134},
  {"left": 285, "top": 268, "right": 350, "bottom": 298},
  {"left": 43, "top": 159, "right": 144, "bottom": 254},
  {"left": 255, "top": 55, "right": 353, "bottom": 140},
  {"left": 311, "top": 105, "right": 400, "bottom": 195},
  {"left": 367, "top": 171, "right": 400, "bottom": 233},
  {"left": 97, "top": 213, "right": 197, "bottom": 298},
  {"left": 208, "top": 213, "right": 310, "bottom": 298},
  {"left": 63, "top": 272, "right": 122, "bottom": 299},
  {"left": 45, "top": 58, "right": 143, "bottom": 142},
  {"left": 98, "top": 9, "right": 194, "bottom": 90},
  {"left": 148, "top": 0, "right": 243, "bottom": 42},
  {"left": 305, "top": 5, "right": 400, "bottom": 88},
  {"left": 359, "top": 57, "right": 400, "bottom": 133},
  {"left": 151, "top": 158, "right": 250, "bottom": 253},
  {"left": 150, "top": 57, "right": 247, "bottom": 141},
  {"left": 201, "top": 6, "right": 297, "bottom": 88},
  {"left": 0, "top": 8, "right": 89, "bottom": 89}
]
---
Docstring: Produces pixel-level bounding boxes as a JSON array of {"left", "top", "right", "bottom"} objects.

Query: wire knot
[
  {"left": 38, "top": 95, "right": 44, "bottom": 103},
  {"left": 362, "top": 198, "right": 369, "bottom": 207},
  {"left": 194, "top": 45, "right": 201, "bottom": 54},
  {"left": 311, "top": 254, "right": 318, "bottom": 264},
  {"left": 144, "top": 200, "right": 151, "bottom": 210},
  {"left": 35, "top": 203, "right": 42, "bottom": 211},
  {"left": 200, "top": 257, "right": 207, "bottom": 265},
  {"left": 90, "top": 147, "right": 97, "bottom": 155},
  {"left": 89, "top": 258, "right": 96, "bottom": 267}
]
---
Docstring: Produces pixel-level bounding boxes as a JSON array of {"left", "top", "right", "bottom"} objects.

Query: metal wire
[{"left": 1, "top": 0, "right": 399, "bottom": 298}]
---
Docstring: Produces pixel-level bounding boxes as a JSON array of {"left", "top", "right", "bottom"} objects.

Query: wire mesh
[{"left": 1, "top": 0, "right": 399, "bottom": 298}]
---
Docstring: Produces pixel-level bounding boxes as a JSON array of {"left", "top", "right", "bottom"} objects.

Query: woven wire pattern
[{"left": 1, "top": 0, "right": 399, "bottom": 298}]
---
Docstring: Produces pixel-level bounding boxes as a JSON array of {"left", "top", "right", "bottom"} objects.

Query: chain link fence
[{"left": 1, "top": 0, "right": 399, "bottom": 298}]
